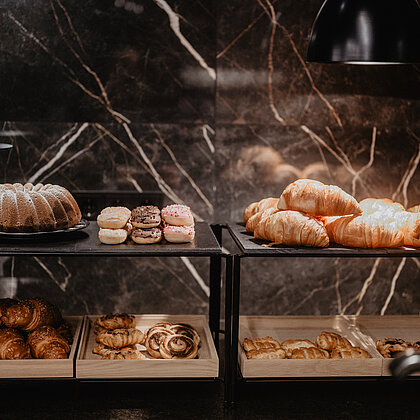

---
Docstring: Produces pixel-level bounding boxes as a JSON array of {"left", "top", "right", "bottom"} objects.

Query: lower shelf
[
  {"left": 0, "top": 316, "right": 83, "bottom": 379},
  {"left": 76, "top": 314, "right": 219, "bottom": 379},
  {"left": 238, "top": 315, "right": 420, "bottom": 379}
]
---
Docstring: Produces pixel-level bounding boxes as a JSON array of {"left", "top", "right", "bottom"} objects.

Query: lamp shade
[{"left": 307, "top": 0, "right": 420, "bottom": 64}]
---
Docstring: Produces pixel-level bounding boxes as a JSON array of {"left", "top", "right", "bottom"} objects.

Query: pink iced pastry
[
  {"left": 163, "top": 224, "right": 195, "bottom": 243},
  {"left": 161, "top": 204, "right": 194, "bottom": 226}
]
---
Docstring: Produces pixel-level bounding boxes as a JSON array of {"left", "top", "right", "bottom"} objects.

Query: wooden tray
[
  {"left": 347, "top": 315, "right": 420, "bottom": 376},
  {"left": 76, "top": 314, "right": 219, "bottom": 379},
  {"left": 0, "top": 316, "right": 83, "bottom": 378},
  {"left": 238, "top": 316, "right": 383, "bottom": 378}
]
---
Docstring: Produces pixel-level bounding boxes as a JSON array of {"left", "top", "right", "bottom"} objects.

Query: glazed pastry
[
  {"left": 245, "top": 348, "right": 286, "bottom": 360},
  {"left": 169, "top": 323, "right": 200, "bottom": 346},
  {"left": 244, "top": 198, "right": 279, "bottom": 223},
  {"left": 0, "top": 328, "right": 31, "bottom": 359},
  {"left": 95, "top": 313, "right": 136, "bottom": 330},
  {"left": 281, "top": 339, "right": 317, "bottom": 357},
  {"left": 1, "top": 297, "right": 62, "bottom": 332},
  {"left": 131, "top": 227, "right": 163, "bottom": 244},
  {"left": 291, "top": 347, "right": 330, "bottom": 359},
  {"left": 243, "top": 336, "right": 282, "bottom": 352},
  {"left": 96, "top": 328, "right": 145, "bottom": 348},
  {"left": 331, "top": 347, "right": 370, "bottom": 359},
  {"left": 316, "top": 331, "right": 353, "bottom": 351},
  {"left": 161, "top": 204, "right": 194, "bottom": 226},
  {"left": 245, "top": 208, "right": 279, "bottom": 233},
  {"left": 97, "top": 207, "right": 131, "bottom": 229},
  {"left": 144, "top": 326, "right": 173, "bottom": 359},
  {"left": 163, "top": 225, "right": 195, "bottom": 243},
  {"left": 278, "top": 179, "right": 362, "bottom": 216},
  {"left": 159, "top": 334, "right": 198, "bottom": 359},
  {"left": 130, "top": 206, "right": 161, "bottom": 228},
  {"left": 28, "top": 326, "right": 71, "bottom": 359},
  {"left": 98, "top": 228, "right": 128, "bottom": 245},
  {"left": 0, "top": 298, "right": 18, "bottom": 327},
  {"left": 254, "top": 210, "right": 329, "bottom": 247},
  {"left": 376, "top": 338, "right": 410, "bottom": 358}
]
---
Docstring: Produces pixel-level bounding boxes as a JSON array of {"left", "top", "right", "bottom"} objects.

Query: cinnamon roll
[
  {"left": 159, "top": 334, "right": 198, "bottom": 359},
  {"left": 144, "top": 327, "right": 173, "bottom": 359},
  {"left": 169, "top": 323, "right": 200, "bottom": 346}
]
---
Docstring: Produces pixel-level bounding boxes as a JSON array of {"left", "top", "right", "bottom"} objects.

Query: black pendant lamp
[{"left": 307, "top": 0, "right": 420, "bottom": 64}]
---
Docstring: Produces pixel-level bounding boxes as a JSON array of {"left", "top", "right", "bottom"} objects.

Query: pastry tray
[
  {"left": 0, "top": 316, "right": 83, "bottom": 379},
  {"left": 76, "top": 314, "right": 219, "bottom": 379},
  {"left": 347, "top": 315, "right": 420, "bottom": 376},
  {"left": 238, "top": 316, "right": 383, "bottom": 378},
  {"left": 228, "top": 223, "right": 420, "bottom": 257}
]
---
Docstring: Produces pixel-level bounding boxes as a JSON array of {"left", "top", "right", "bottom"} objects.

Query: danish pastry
[
  {"left": 243, "top": 336, "right": 282, "bottom": 352},
  {"left": 144, "top": 327, "right": 173, "bottom": 358},
  {"left": 96, "top": 328, "right": 145, "bottom": 348},
  {"left": 291, "top": 347, "right": 330, "bottom": 359},
  {"left": 245, "top": 347, "right": 286, "bottom": 360},
  {"left": 169, "top": 323, "right": 200, "bottom": 346},
  {"left": 316, "top": 331, "right": 353, "bottom": 351},
  {"left": 376, "top": 338, "right": 410, "bottom": 358},
  {"left": 95, "top": 313, "right": 136, "bottom": 330},
  {"left": 281, "top": 339, "right": 317, "bottom": 357}
]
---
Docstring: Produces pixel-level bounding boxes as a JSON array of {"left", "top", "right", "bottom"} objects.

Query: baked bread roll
[
  {"left": 291, "top": 347, "right": 329, "bottom": 359},
  {"left": 254, "top": 211, "right": 329, "bottom": 247},
  {"left": 244, "top": 198, "right": 279, "bottom": 223},
  {"left": 246, "top": 348, "right": 286, "bottom": 360},
  {"left": 331, "top": 347, "right": 370, "bottom": 359},
  {"left": 323, "top": 214, "right": 404, "bottom": 248},
  {"left": 96, "top": 328, "right": 145, "bottom": 348},
  {"left": 159, "top": 334, "right": 198, "bottom": 359},
  {"left": 95, "top": 313, "right": 136, "bottom": 330},
  {"left": 245, "top": 208, "right": 279, "bottom": 233},
  {"left": 316, "top": 331, "right": 352, "bottom": 351},
  {"left": 278, "top": 179, "right": 362, "bottom": 216},
  {"left": 0, "top": 328, "right": 31, "bottom": 359},
  {"left": 28, "top": 326, "right": 71, "bottom": 359},
  {"left": 1, "top": 297, "right": 62, "bottom": 332}
]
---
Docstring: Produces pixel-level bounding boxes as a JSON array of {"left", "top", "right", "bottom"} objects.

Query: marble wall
[{"left": 0, "top": 0, "right": 419, "bottom": 317}]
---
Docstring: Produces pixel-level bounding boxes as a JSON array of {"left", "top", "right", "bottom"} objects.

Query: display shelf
[
  {"left": 77, "top": 314, "right": 219, "bottom": 379},
  {"left": 227, "top": 223, "right": 420, "bottom": 257},
  {"left": 0, "top": 316, "right": 83, "bottom": 379},
  {"left": 238, "top": 316, "right": 382, "bottom": 379},
  {"left": 0, "top": 221, "right": 222, "bottom": 257}
]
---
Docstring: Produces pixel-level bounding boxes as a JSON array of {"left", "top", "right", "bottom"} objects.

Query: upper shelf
[
  {"left": 228, "top": 223, "right": 420, "bottom": 257},
  {"left": 0, "top": 222, "right": 222, "bottom": 257}
]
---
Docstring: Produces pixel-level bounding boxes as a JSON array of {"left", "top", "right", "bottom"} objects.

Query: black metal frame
[{"left": 224, "top": 222, "right": 420, "bottom": 404}]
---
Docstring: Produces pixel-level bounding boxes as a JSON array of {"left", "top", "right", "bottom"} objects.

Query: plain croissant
[
  {"left": 278, "top": 179, "right": 362, "bottom": 216},
  {"left": 0, "top": 328, "right": 31, "bottom": 360},
  {"left": 244, "top": 197, "right": 279, "bottom": 223},
  {"left": 1, "top": 297, "right": 63, "bottom": 332},
  {"left": 0, "top": 298, "right": 18, "bottom": 327},
  {"left": 324, "top": 214, "right": 404, "bottom": 248},
  {"left": 28, "top": 325, "right": 71, "bottom": 359},
  {"left": 246, "top": 208, "right": 279, "bottom": 233},
  {"left": 254, "top": 211, "right": 329, "bottom": 247}
]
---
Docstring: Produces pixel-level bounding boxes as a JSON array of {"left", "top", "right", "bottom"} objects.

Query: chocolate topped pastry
[
  {"left": 376, "top": 338, "right": 410, "bottom": 358},
  {"left": 131, "top": 227, "right": 162, "bottom": 244},
  {"left": 130, "top": 206, "right": 161, "bottom": 228}
]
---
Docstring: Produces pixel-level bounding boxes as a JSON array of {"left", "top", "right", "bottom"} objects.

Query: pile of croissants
[
  {"left": 0, "top": 297, "right": 73, "bottom": 359},
  {"left": 244, "top": 178, "right": 420, "bottom": 248}
]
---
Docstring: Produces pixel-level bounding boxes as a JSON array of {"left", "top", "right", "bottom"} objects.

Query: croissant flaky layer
[
  {"left": 324, "top": 215, "right": 404, "bottom": 248},
  {"left": 278, "top": 179, "right": 362, "bottom": 216},
  {"left": 28, "top": 326, "right": 71, "bottom": 359},
  {"left": 243, "top": 197, "right": 279, "bottom": 223},
  {"left": 254, "top": 211, "right": 329, "bottom": 247}
]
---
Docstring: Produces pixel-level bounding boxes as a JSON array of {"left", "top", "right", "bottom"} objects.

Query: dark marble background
[{"left": 0, "top": 0, "right": 419, "bottom": 319}]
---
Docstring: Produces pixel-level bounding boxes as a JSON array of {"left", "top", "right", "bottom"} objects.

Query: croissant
[
  {"left": 28, "top": 326, "right": 71, "bottom": 359},
  {"left": 360, "top": 198, "right": 405, "bottom": 215},
  {"left": 324, "top": 214, "right": 404, "bottom": 248},
  {"left": 408, "top": 205, "right": 420, "bottom": 213},
  {"left": 278, "top": 179, "right": 362, "bottom": 216},
  {"left": 0, "top": 298, "right": 18, "bottom": 327},
  {"left": 254, "top": 211, "right": 329, "bottom": 247},
  {"left": 0, "top": 328, "right": 31, "bottom": 359},
  {"left": 1, "top": 297, "right": 62, "bottom": 332},
  {"left": 245, "top": 208, "right": 279, "bottom": 233},
  {"left": 243, "top": 197, "right": 279, "bottom": 223}
]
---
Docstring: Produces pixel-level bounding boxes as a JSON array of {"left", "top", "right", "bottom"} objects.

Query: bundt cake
[{"left": 0, "top": 183, "right": 82, "bottom": 232}]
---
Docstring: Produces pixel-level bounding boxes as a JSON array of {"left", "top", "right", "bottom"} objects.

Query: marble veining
[{"left": 0, "top": 0, "right": 419, "bottom": 317}]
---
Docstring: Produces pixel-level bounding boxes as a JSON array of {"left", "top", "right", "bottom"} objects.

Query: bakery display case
[{"left": 225, "top": 222, "right": 420, "bottom": 403}]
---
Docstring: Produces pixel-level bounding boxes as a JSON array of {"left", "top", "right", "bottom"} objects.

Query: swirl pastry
[
  {"left": 96, "top": 328, "right": 145, "bottom": 348},
  {"left": 144, "top": 327, "right": 173, "bottom": 358},
  {"left": 159, "top": 334, "right": 198, "bottom": 359},
  {"left": 316, "top": 331, "right": 352, "bottom": 351},
  {"left": 169, "top": 324, "right": 200, "bottom": 346},
  {"left": 0, "top": 328, "right": 31, "bottom": 360},
  {"left": 95, "top": 313, "right": 136, "bottom": 330}
]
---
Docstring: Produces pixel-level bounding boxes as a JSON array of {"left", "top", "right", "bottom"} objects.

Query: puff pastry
[
  {"left": 291, "top": 347, "right": 329, "bottom": 359},
  {"left": 278, "top": 179, "right": 362, "bottom": 216},
  {"left": 246, "top": 208, "right": 279, "bottom": 233},
  {"left": 95, "top": 313, "right": 136, "bottom": 330},
  {"left": 246, "top": 348, "right": 286, "bottom": 360},
  {"left": 244, "top": 198, "right": 279, "bottom": 223},
  {"left": 243, "top": 336, "right": 282, "bottom": 352},
  {"left": 0, "top": 327, "right": 31, "bottom": 359},
  {"left": 96, "top": 328, "right": 145, "bottom": 348},
  {"left": 28, "top": 326, "right": 71, "bottom": 359},
  {"left": 316, "top": 331, "right": 352, "bottom": 351},
  {"left": 376, "top": 338, "right": 410, "bottom": 358},
  {"left": 281, "top": 339, "right": 317, "bottom": 357}
]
